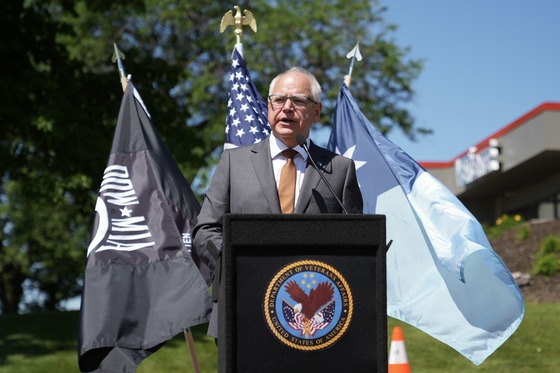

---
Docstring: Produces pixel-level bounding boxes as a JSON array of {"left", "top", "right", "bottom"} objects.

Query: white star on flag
[
  {"left": 120, "top": 206, "right": 133, "bottom": 217},
  {"left": 224, "top": 44, "right": 270, "bottom": 149},
  {"left": 337, "top": 145, "right": 367, "bottom": 171}
]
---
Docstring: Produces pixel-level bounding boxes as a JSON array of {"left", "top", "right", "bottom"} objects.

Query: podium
[{"left": 218, "top": 214, "right": 387, "bottom": 373}]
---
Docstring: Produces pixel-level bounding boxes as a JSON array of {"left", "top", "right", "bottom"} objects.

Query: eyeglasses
[{"left": 268, "top": 94, "right": 319, "bottom": 110}]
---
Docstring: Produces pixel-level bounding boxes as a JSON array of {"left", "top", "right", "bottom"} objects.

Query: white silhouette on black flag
[{"left": 78, "top": 83, "right": 212, "bottom": 372}]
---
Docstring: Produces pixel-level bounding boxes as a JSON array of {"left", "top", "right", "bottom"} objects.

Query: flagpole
[
  {"left": 344, "top": 42, "right": 362, "bottom": 88},
  {"left": 183, "top": 329, "right": 202, "bottom": 373},
  {"left": 112, "top": 43, "right": 129, "bottom": 92}
]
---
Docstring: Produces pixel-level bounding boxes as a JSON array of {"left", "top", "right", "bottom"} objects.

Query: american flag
[
  {"left": 224, "top": 44, "right": 270, "bottom": 149},
  {"left": 282, "top": 299, "right": 335, "bottom": 338}
]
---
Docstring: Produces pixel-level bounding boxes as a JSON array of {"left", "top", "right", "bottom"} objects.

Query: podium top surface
[{"left": 224, "top": 214, "right": 385, "bottom": 247}]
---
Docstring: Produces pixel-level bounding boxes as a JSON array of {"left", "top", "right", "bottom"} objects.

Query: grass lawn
[{"left": 0, "top": 303, "right": 558, "bottom": 372}]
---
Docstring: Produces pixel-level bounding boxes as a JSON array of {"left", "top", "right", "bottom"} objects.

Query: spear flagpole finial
[
  {"left": 220, "top": 5, "right": 257, "bottom": 45},
  {"left": 111, "top": 43, "right": 129, "bottom": 92},
  {"left": 344, "top": 41, "right": 363, "bottom": 88}
]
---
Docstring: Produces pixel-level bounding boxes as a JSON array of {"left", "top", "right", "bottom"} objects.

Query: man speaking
[{"left": 193, "top": 66, "right": 363, "bottom": 337}]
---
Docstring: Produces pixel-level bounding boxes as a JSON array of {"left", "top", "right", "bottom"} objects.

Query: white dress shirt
[{"left": 269, "top": 134, "right": 309, "bottom": 206}]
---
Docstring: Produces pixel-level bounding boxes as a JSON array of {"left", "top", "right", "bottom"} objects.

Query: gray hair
[{"left": 268, "top": 67, "right": 322, "bottom": 103}]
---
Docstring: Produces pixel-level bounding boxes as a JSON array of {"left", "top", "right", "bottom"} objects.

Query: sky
[{"left": 380, "top": 1, "right": 560, "bottom": 162}]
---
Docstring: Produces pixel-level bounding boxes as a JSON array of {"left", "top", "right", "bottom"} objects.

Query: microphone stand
[{"left": 296, "top": 135, "right": 348, "bottom": 214}]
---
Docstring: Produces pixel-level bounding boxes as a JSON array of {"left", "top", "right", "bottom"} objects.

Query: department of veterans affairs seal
[{"left": 263, "top": 260, "right": 353, "bottom": 351}]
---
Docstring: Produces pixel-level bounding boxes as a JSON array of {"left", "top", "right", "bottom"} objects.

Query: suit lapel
[
  {"left": 295, "top": 142, "right": 333, "bottom": 213},
  {"left": 250, "top": 139, "right": 282, "bottom": 213}
]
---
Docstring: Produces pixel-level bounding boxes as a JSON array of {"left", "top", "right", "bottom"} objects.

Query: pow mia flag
[{"left": 78, "top": 83, "right": 212, "bottom": 373}]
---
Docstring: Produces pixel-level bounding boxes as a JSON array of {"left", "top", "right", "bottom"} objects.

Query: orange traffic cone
[{"left": 388, "top": 326, "right": 411, "bottom": 373}]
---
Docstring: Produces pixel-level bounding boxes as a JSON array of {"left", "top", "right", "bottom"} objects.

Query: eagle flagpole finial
[{"left": 220, "top": 5, "right": 257, "bottom": 45}]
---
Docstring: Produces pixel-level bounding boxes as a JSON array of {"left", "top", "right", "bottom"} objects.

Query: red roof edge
[
  {"left": 419, "top": 102, "right": 560, "bottom": 169},
  {"left": 420, "top": 161, "right": 454, "bottom": 169}
]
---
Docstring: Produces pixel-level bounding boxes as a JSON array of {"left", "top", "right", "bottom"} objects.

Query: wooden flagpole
[{"left": 184, "top": 329, "right": 202, "bottom": 373}]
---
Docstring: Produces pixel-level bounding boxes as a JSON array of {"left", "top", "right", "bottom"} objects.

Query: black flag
[{"left": 78, "top": 83, "right": 212, "bottom": 372}]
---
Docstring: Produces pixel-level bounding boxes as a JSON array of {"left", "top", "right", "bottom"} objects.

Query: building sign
[{"left": 455, "top": 139, "right": 500, "bottom": 187}]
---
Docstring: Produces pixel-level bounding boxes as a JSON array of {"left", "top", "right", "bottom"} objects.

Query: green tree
[
  {"left": 0, "top": 0, "right": 118, "bottom": 313},
  {"left": 0, "top": 0, "right": 425, "bottom": 314}
]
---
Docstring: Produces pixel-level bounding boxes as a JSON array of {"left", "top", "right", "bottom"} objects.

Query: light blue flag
[{"left": 328, "top": 83, "right": 524, "bottom": 365}]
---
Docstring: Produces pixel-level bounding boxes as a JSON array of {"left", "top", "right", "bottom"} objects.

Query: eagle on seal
[{"left": 285, "top": 280, "right": 334, "bottom": 320}]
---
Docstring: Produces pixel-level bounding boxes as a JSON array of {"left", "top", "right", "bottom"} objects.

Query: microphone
[{"left": 296, "top": 134, "right": 348, "bottom": 214}]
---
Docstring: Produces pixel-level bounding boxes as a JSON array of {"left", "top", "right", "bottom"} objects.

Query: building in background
[{"left": 420, "top": 103, "right": 560, "bottom": 225}]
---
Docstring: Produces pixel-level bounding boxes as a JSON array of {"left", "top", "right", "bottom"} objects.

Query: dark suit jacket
[{"left": 193, "top": 137, "right": 363, "bottom": 274}]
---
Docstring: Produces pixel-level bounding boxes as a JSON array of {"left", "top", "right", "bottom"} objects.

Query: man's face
[{"left": 268, "top": 72, "right": 321, "bottom": 148}]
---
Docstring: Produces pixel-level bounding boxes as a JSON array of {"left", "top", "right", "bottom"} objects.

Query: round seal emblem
[{"left": 263, "top": 260, "right": 353, "bottom": 351}]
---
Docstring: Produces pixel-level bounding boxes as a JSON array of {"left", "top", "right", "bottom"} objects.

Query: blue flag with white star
[
  {"left": 328, "top": 83, "right": 524, "bottom": 365},
  {"left": 224, "top": 44, "right": 270, "bottom": 148}
]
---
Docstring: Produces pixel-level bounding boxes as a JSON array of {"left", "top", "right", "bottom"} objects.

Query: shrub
[
  {"left": 516, "top": 223, "right": 531, "bottom": 241},
  {"left": 533, "top": 253, "right": 560, "bottom": 276},
  {"left": 540, "top": 235, "right": 560, "bottom": 255},
  {"left": 486, "top": 214, "right": 524, "bottom": 239},
  {"left": 532, "top": 235, "right": 560, "bottom": 276}
]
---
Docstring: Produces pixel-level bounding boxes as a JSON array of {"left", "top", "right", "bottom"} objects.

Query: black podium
[{"left": 217, "top": 214, "right": 387, "bottom": 373}]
